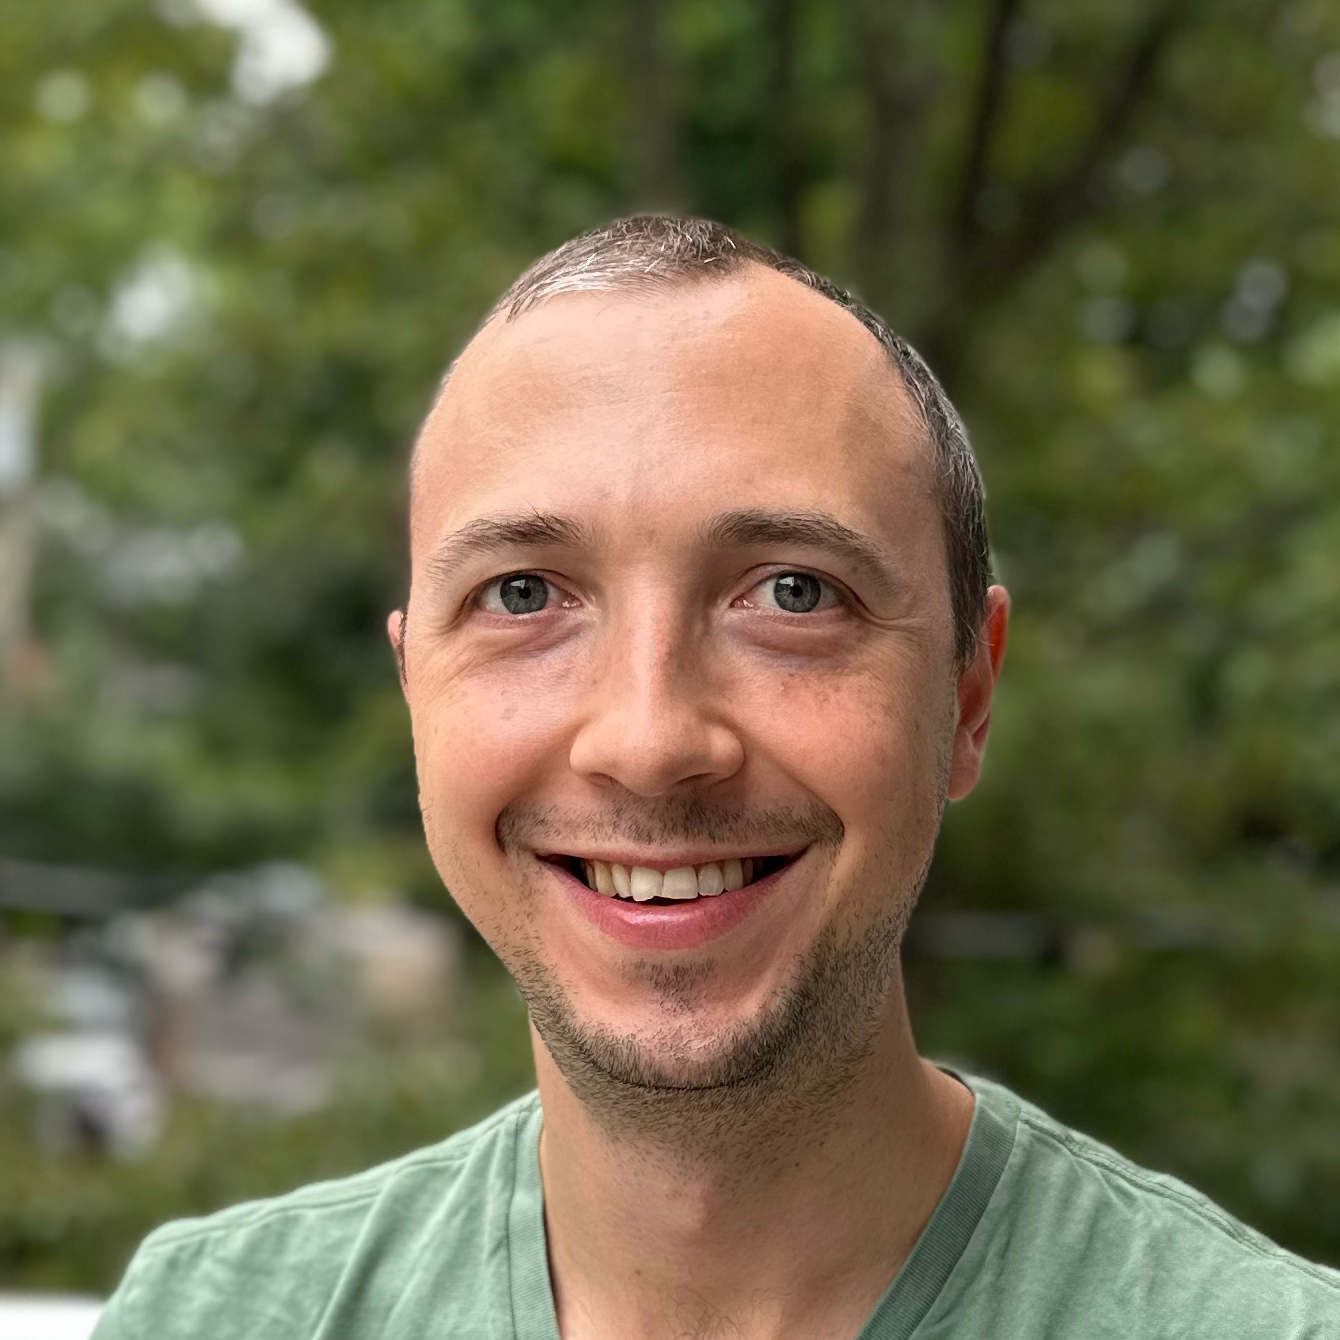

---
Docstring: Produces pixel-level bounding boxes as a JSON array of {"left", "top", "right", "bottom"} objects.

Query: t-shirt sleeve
[
  {"left": 90, "top": 1239, "right": 168, "bottom": 1340},
  {"left": 82, "top": 1102, "right": 533, "bottom": 1340},
  {"left": 88, "top": 1218, "right": 341, "bottom": 1340}
]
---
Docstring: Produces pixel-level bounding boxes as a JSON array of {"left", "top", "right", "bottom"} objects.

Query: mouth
[{"left": 540, "top": 852, "right": 804, "bottom": 904}]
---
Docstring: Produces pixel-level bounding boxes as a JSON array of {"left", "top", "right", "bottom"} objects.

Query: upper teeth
[{"left": 581, "top": 858, "right": 754, "bottom": 901}]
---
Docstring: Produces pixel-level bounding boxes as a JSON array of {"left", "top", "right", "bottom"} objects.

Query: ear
[
  {"left": 387, "top": 608, "right": 408, "bottom": 693},
  {"left": 946, "top": 585, "right": 1010, "bottom": 801}
]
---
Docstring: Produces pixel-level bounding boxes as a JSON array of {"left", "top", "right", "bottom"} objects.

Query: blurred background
[{"left": 2, "top": 0, "right": 1340, "bottom": 1314}]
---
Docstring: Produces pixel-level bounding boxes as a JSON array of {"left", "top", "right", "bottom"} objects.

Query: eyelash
[
  {"left": 735, "top": 570, "right": 847, "bottom": 614},
  {"left": 475, "top": 572, "right": 577, "bottom": 616},
  {"left": 471, "top": 568, "right": 850, "bottom": 618}
]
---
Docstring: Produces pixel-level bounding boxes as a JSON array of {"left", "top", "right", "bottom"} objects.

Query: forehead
[{"left": 411, "top": 268, "right": 934, "bottom": 552}]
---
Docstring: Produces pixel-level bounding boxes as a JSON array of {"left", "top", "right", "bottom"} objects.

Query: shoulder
[
  {"left": 131, "top": 1089, "right": 537, "bottom": 1256},
  {"left": 92, "top": 1091, "right": 540, "bottom": 1340},
  {"left": 961, "top": 1076, "right": 1340, "bottom": 1334}
]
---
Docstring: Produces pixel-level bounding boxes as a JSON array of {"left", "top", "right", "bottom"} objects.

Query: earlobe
[{"left": 946, "top": 585, "right": 1010, "bottom": 801}]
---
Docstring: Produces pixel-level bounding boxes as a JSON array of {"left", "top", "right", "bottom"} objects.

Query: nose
[{"left": 567, "top": 615, "right": 745, "bottom": 797}]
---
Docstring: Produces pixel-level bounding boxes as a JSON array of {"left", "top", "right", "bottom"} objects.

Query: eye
[
  {"left": 479, "top": 572, "right": 565, "bottom": 616},
  {"left": 741, "top": 571, "right": 842, "bottom": 614}
]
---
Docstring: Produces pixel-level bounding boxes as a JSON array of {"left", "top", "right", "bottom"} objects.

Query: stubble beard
[
  {"left": 518, "top": 890, "right": 920, "bottom": 1168},
  {"left": 492, "top": 794, "right": 944, "bottom": 1167}
]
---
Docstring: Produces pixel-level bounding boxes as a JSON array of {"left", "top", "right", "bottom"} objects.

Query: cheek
[
  {"left": 751, "top": 660, "right": 950, "bottom": 884},
  {"left": 757, "top": 662, "right": 931, "bottom": 795},
  {"left": 408, "top": 653, "right": 582, "bottom": 859}
]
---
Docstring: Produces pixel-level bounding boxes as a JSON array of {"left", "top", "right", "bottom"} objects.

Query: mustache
[{"left": 497, "top": 795, "right": 844, "bottom": 854}]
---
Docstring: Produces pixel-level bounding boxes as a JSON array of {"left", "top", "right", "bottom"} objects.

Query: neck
[{"left": 533, "top": 984, "right": 974, "bottom": 1340}]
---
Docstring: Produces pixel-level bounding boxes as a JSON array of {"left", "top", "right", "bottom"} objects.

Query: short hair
[{"left": 448, "top": 215, "right": 991, "bottom": 667}]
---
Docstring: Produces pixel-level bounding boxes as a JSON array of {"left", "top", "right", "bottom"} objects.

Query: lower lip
[{"left": 547, "top": 859, "right": 798, "bottom": 951}]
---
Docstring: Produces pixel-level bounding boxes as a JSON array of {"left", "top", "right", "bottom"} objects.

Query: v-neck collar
[
  {"left": 854, "top": 1074, "right": 1017, "bottom": 1338},
  {"left": 506, "top": 1072, "right": 1018, "bottom": 1340}
]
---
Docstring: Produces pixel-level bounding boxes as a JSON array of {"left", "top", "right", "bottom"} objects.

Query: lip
[{"left": 542, "top": 849, "right": 805, "bottom": 951}]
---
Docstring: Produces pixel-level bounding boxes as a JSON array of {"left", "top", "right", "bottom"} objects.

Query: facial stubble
[{"left": 490, "top": 791, "right": 946, "bottom": 1159}]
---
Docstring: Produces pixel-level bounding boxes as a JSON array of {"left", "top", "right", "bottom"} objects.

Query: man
[{"left": 94, "top": 216, "right": 1340, "bottom": 1338}]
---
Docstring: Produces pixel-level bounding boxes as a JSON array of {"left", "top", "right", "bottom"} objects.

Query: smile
[{"left": 543, "top": 853, "right": 803, "bottom": 904}]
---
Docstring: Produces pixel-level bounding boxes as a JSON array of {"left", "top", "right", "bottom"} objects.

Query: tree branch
[
  {"left": 626, "top": 0, "right": 683, "bottom": 209},
  {"left": 920, "top": 0, "right": 1195, "bottom": 386},
  {"left": 978, "top": 0, "right": 1193, "bottom": 295},
  {"left": 766, "top": 0, "right": 804, "bottom": 257},
  {"left": 849, "top": 0, "right": 940, "bottom": 316},
  {"left": 949, "top": 0, "right": 1025, "bottom": 251}
]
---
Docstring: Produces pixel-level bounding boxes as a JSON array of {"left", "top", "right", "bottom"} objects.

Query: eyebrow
[
  {"left": 701, "top": 508, "right": 902, "bottom": 597},
  {"left": 422, "top": 506, "right": 901, "bottom": 596},
  {"left": 424, "top": 512, "right": 592, "bottom": 584}
]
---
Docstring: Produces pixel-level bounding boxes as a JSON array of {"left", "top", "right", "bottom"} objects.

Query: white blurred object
[
  {"left": 11, "top": 1032, "right": 163, "bottom": 1157},
  {"left": 102, "top": 247, "right": 198, "bottom": 353},
  {"left": 171, "top": 0, "right": 331, "bottom": 104},
  {"left": 0, "top": 340, "right": 44, "bottom": 495},
  {"left": 99, "top": 520, "right": 244, "bottom": 607},
  {"left": 0, "top": 1296, "right": 102, "bottom": 1340},
  {"left": 0, "top": 340, "right": 47, "bottom": 684}
]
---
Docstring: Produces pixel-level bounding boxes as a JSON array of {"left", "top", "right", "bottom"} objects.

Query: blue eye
[
  {"left": 745, "top": 571, "right": 839, "bottom": 613},
  {"left": 771, "top": 573, "right": 822, "bottom": 612},
  {"left": 482, "top": 573, "right": 552, "bottom": 615}
]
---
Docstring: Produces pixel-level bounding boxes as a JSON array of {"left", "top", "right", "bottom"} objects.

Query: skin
[{"left": 392, "top": 265, "right": 1010, "bottom": 1340}]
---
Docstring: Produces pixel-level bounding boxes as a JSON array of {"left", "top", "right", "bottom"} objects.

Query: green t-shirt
[{"left": 92, "top": 1073, "right": 1340, "bottom": 1338}]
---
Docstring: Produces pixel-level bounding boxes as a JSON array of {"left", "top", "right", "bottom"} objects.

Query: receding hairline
[{"left": 417, "top": 258, "right": 917, "bottom": 463}]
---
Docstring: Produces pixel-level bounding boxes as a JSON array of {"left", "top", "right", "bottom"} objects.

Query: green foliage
[
  {"left": 0, "top": 953, "right": 535, "bottom": 1293},
  {"left": 2, "top": 0, "right": 1339, "bottom": 1288}
]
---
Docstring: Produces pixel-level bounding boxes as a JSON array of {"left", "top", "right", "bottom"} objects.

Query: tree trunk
[
  {"left": 766, "top": 0, "right": 804, "bottom": 257},
  {"left": 626, "top": 0, "right": 684, "bottom": 209}
]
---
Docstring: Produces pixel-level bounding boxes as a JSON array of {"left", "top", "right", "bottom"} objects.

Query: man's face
[{"left": 396, "top": 269, "right": 1000, "bottom": 1095}]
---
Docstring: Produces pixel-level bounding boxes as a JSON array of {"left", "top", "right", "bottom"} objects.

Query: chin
[{"left": 529, "top": 963, "right": 811, "bottom": 1093}]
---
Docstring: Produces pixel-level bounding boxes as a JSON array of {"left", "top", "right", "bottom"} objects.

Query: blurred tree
[{"left": 2, "top": 0, "right": 1339, "bottom": 1282}]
